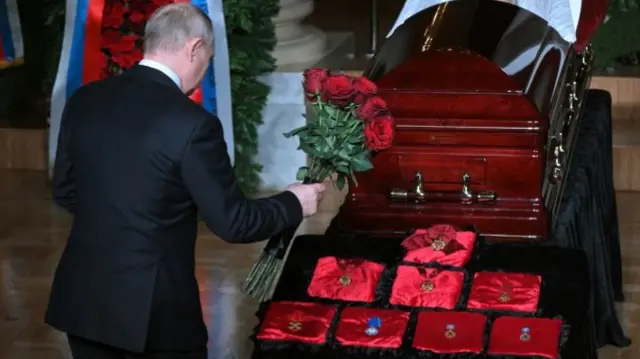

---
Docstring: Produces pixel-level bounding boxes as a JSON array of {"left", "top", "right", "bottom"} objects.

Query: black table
[{"left": 552, "top": 89, "right": 629, "bottom": 348}]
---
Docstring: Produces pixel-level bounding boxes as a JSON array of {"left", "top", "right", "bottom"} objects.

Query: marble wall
[
  {"left": 254, "top": 0, "right": 355, "bottom": 191},
  {"left": 257, "top": 72, "right": 307, "bottom": 190}
]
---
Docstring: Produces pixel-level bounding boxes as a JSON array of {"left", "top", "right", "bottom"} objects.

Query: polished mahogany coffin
[{"left": 334, "top": 0, "right": 595, "bottom": 241}]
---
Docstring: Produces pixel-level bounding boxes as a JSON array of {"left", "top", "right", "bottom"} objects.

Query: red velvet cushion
[
  {"left": 390, "top": 266, "right": 464, "bottom": 309},
  {"left": 467, "top": 272, "right": 542, "bottom": 312},
  {"left": 335, "top": 307, "right": 410, "bottom": 349},
  {"left": 488, "top": 316, "right": 563, "bottom": 359},
  {"left": 413, "top": 311, "right": 487, "bottom": 354},
  {"left": 402, "top": 225, "right": 476, "bottom": 267},
  {"left": 307, "top": 257, "right": 385, "bottom": 303},
  {"left": 256, "top": 301, "right": 337, "bottom": 345}
]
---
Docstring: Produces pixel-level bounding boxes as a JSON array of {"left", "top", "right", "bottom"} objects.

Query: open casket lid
[
  {"left": 365, "top": 0, "right": 572, "bottom": 108},
  {"left": 389, "top": 0, "right": 609, "bottom": 50},
  {"left": 388, "top": 0, "right": 583, "bottom": 44}
]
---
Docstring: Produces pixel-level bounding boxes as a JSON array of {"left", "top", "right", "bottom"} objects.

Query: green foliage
[
  {"left": 592, "top": 8, "right": 640, "bottom": 69},
  {"left": 284, "top": 99, "right": 372, "bottom": 190},
  {"left": 43, "top": 0, "right": 65, "bottom": 89},
  {"left": 224, "top": 0, "right": 279, "bottom": 195},
  {"left": 0, "top": 0, "right": 64, "bottom": 125},
  {"left": 610, "top": 0, "right": 640, "bottom": 11},
  {"left": 588, "top": 2, "right": 640, "bottom": 70}
]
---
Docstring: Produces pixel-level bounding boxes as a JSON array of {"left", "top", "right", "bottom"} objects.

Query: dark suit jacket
[{"left": 45, "top": 66, "right": 303, "bottom": 353}]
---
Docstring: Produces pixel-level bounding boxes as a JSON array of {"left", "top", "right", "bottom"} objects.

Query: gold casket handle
[
  {"left": 550, "top": 136, "right": 566, "bottom": 184},
  {"left": 389, "top": 171, "right": 497, "bottom": 205}
]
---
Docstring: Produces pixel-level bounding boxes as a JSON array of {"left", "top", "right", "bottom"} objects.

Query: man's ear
[{"left": 186, "top": 38, "right": 204, "bottom": 62}]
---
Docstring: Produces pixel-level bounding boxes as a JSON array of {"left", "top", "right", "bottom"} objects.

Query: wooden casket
[{"left": 333, "top": 0, "right": 594, "bottom": 241}]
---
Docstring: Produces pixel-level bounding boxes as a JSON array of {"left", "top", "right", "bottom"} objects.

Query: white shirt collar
[{"left": 139, "top": 59, "right": 181, "bottom": 88}]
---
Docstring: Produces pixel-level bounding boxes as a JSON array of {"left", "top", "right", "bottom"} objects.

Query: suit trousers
[{"left": 68, "top": 335, "right": 207, "bottom": 359}]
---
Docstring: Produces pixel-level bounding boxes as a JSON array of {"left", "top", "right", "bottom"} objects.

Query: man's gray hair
[{"left": 144, "top": 3, "right": 214, "bottom": 54}]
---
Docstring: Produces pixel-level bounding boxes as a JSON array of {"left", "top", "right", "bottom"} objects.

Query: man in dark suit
[{"left": 46, "top": 3, "right": 326, "bottom": 358}]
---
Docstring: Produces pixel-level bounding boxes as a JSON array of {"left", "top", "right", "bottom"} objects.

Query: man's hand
[{"left": 286, "top": 183, "right": 327, "bottom": 217}]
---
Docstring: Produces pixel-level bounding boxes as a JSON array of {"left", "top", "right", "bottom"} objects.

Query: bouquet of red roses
[
  {"left": 242, "top": 68, "right": 396, "bottom": 301},
  {"left": 289, "top": 68, "right": 395, "bottom": 187}
]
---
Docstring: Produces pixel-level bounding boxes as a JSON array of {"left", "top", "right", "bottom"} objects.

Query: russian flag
[
  {"left": 49, "top": 0, "right": 234, "bottom": 176},
  {"left": 0, "top": 0, "right": 24, "bottom": 69}
]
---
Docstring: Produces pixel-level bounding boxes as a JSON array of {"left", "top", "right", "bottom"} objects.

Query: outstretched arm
[{"left": 181, "top": 115, "right": 303, "bottom": 243}]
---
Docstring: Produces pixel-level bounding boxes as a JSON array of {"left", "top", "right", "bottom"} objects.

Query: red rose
[
  {"left": 110, "top": 35, "right": 138, "bottom": 54},
  {"left": 303, "top": 67, "right": 330, "bottom": 101},
  {"left": 99, "top": 51, "right": 108, "bottom": 71},
  {"left": 356, "top": 95, "right": 389, "bottom": 121},
  {"left": 103, "top": 2, "right": 127, "bottom": 28},
  {"left": 128, "top": 0, "right": 156, "bottom": 14},
  {"left": 352, "top": 76, "right": 377, "bottom": 105},
  {"left": 364, "top": 115, "right": 395, "bottom": 151},
  {"left": 320, "top": 74, "right": 356, "bottom": 107},
  {"left": 127, "top": 1, "right": 163, "bottom": 25},
  {"left": 127, "top": 1, "right": 143, "bottom": 12},
  {"left": 129, "top": 12, "right": 147, "bottom": 24},
  {"left": 112, "top": 48, "right": 143, "bottom": 69},
  {"left": 100, "top": 28, "right": 121, "bottom": 49},
  {"left": 153, "top": 0, "right": 175, "bottom": 6}
]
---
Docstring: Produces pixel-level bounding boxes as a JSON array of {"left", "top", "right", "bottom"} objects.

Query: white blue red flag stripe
[
  {"left": 0, "top": 0, "right": 24, "bottom": 69},
  {"left": 49, "top": 0, "right": 234, "bottom": 176},
  {"left": 192, "top": 0, "right": 234, "bottom": 164}
]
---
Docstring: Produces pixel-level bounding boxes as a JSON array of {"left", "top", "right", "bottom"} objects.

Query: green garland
[
  {"left": 591, "top": 6, "right": 640, "bottom": 69},
  {"left": 223, "top": 0, "right": 280, "bottom": 195},
  {"left": 0, "top": 0, "right": 63, "bottom": 124},
  {"left": 610, "top": 0, "right": 640, "bottom": 10}
]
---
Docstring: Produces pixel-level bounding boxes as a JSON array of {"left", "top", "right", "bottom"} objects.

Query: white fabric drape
[{"left": 387, "top": 0, "right": 582, "bottom": 44}]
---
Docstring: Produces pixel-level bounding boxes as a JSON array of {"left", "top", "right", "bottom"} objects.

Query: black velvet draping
[{"left": 551, "top": 89, "right": 629, "bottom": 348}]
